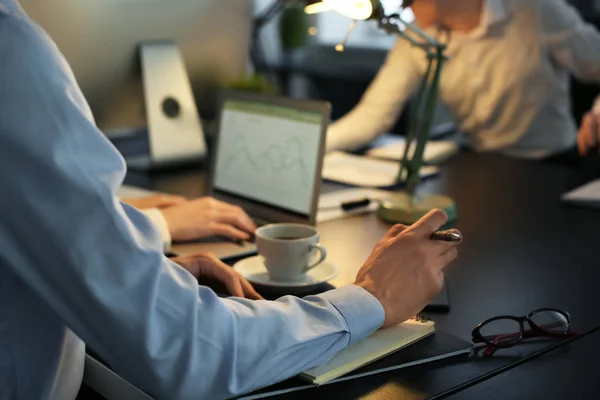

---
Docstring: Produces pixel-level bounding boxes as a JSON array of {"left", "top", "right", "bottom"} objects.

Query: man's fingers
[
  {"left": 430, "top": 240, "right": 459, "bottom": 256},
  {"left": 408, "top": 209, "right": 449, "bottom": 237},
  {"left": 210, "top": 223, "right": 250, "bottom": 240},
  {"left": 241, "top": 279, "right": 264, "bottom": 300},
  {"left": 385, "top": 224, "right": 409, "bottom": 239},
  {"left": 217, "top": 211, "right": 256, "bottom": 235},
  {"left": 435, "top": 247, "right": 458, "bottom": 270},
  {"left": 225, "top": 277, "right": 245, "bottom": 298}
]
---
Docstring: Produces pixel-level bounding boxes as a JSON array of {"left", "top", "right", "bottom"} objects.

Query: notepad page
[
  {"left": 300, "top": 318, "right": 435, "bottom": 385},
  {"left": 367, "top": 138, "right": 459, "bottom": 165},
  {"left": 322, "top": 152, "right": 439, "bottom": 188},
  {"left": 562, "top": 179, "right": 600, "bottom": 207}
]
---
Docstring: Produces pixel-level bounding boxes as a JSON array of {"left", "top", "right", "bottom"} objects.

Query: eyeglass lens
[
  {"left": 530, "top": 310, "right": 570, "bottom": 335},
  {"left": 479, "top": 318, "right": 521, "bottom": 347}
]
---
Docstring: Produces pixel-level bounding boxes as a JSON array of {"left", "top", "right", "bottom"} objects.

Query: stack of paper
[
  {"left": 322, "top": 151, "right": 439, "bottom": 188},
  {"left": 367, "top": 137, "right": 459, "bottom": 164},
  {"left": 562, "top": 179, "right": 600, "bottom": 208}
]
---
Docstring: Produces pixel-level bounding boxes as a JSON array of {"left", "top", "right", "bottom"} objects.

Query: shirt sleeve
[
  {"left": 538, "top": 0, "right": 600, "bottom": 82},
  {"left": 0, "top": 8, "right": 384, "bottom": 400},
  {"left": 326, "top": 38, "right": 422, "bottom": 152},
  {"left": 139, "top": 208, "right": 172, "bottom": 253}
]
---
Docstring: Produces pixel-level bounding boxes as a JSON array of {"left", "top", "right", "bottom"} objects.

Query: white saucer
[{"left": 233, "top": 256, "right": 339, "bottom": 290}]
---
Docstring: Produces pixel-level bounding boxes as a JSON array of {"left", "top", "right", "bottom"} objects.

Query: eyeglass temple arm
[{"left": 474, "top": 321, "right": 569, "bottom": 344}]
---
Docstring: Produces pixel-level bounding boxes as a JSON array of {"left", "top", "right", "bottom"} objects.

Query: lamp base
[{"left": 377, "top": 192, "right": 457, "bottom": 225}]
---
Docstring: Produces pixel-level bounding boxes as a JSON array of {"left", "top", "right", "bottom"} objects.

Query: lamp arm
[
  {"left": 396, "top": 19, "right": 439, "bottom": 48},
  {"left": 376, "top": 17, "right": 446, "bottom": 59},
  {"left": 375, "top": 10, "right": 448, "bottom": 193},
  {"left": 397, "top": 54, "right": 434, "bottom": 187},
  {"left": 405, "top": 48, "right": 445, "bottom": 193}
]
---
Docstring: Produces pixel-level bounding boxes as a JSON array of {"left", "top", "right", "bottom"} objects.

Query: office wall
[{"left": 19, "top": 0, "right": 253, "bottom": 129}]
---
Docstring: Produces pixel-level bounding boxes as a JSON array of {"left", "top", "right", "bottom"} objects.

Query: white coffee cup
[{"left": 255, "top": 223, "right": 327, "bottom": 282}]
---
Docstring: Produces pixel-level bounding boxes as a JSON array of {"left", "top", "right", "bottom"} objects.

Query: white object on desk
[
  {"left": 562, "top": 179, "right": 600, "bottom": 208},
  {"left": 367, "top": 137, "right": 459, "bottom": 164},
  {"left": 317, "top": 188, "right": 393, "bottom": 223},
  {"left": 233, "top": 256, "right": 339, "bottom": 292},
  {"left": 322, "top": 152, "right": 439, "bottom": 188}
]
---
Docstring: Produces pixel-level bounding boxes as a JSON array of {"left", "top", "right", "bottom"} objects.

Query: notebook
[
  {"left": 367, "top": 137, "right": 459, "bottom": 165},
  {"left": 322, "top": 152, "right": 440, "bottom": 188},
  {"left": 561, "top": 179, "right": 600, "bottom": 209},
  {"left": 300, "top": 316, "right": 435, "bottom": 385},
  {"left": 240, "top": 329, "right": 472, "bottom": 399}
]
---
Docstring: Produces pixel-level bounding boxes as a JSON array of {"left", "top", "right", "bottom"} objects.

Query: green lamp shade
[{"left": 377, "top": 192, "right": 457, "bottom": 225}]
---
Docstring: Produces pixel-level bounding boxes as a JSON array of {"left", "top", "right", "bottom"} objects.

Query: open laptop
[{"left": 171, "top": 91, "right": 331, "bottom": 259}]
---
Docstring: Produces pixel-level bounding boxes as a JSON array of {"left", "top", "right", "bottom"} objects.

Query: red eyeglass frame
[{"left": 471, "top": 308, "right": 580, "bottom": 356}]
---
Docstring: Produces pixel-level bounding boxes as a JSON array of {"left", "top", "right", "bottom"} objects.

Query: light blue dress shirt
[{"left": 0, "top": 2, "right": 385, "bottom": 399}]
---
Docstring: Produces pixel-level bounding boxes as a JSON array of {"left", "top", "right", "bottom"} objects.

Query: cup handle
[{"left": 305, "top": 244, "right": 327, "bottom": 271}]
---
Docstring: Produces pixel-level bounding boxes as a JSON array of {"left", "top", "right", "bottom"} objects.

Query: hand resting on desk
[
  {"left": 170, "top": 252, "right": 263, "bottom": 300},
  {"left": 355, "top": 209, "right": 460, "bottom": 329},
  {"left": 122, "top": 195, "right": 257, "bottom": 241}
]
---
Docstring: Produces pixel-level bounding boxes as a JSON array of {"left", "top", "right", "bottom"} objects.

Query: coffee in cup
[{"left": 255, "top": 223, "right": 327, "bottom": 282}]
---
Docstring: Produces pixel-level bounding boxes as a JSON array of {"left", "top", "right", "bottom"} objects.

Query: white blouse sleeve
[{"left": 326, "top": 38, "right": 422, "bottom": 152}]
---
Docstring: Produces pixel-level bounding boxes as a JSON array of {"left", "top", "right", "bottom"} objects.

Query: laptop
[{"left": 170, "top": 91, "right": 331, "bottom": 259}]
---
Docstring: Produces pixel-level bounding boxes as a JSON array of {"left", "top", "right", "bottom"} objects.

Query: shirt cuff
[
  {"left": 319, "top": 285, "right": 385, "bottom": 345},
  {"left": 141, "top": 208, "right": 172, "bottom": 253}
]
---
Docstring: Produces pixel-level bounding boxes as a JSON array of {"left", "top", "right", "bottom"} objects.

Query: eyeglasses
[{"left": 471, "top": 308, "right": 580, "bottom": 356}]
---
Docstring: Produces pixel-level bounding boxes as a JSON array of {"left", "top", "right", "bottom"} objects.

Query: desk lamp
[{"left": 304, "top": 0, "right": 457, "bottom": 224}]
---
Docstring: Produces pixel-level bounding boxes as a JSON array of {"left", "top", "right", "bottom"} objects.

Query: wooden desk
[{"left": 125, "top": 152, "right": 600, "bottom": 399}]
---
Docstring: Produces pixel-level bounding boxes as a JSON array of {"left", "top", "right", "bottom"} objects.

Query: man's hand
[
  {"left": 161, "top": 197, "right": 257, "bottom": 242},
  {"left": 355, "top": 209, "right": 460, "bottom": 328},
  {"left": 171, "top": 252, "right": 263, "bottom": 300},
  {"left": 121, "top": 194, "right": 187, "bottom": 210},
  {"left": 578, "top": 110, "right": 600, "bottom": 156}
]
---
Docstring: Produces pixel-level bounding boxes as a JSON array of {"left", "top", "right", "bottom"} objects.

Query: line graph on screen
[{"left": 221, "top": 134, "right": 309, "bottom": 189}]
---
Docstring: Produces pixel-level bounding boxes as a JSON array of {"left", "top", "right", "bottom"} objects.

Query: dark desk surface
[
  {"left": 125, "top": 152, "right": 600, "bottom": 399},
  {"left": 447, "top": 327, "right": 600, "bottom": 400}
]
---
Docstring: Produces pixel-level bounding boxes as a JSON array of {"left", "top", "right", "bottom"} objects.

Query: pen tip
[{"left": 447, "top": 232, "right": 462, "bottom": 242}]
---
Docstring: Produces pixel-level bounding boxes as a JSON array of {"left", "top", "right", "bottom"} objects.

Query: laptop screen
[{"left": 213, "top": 98, "right": 324, "bottom": 217}]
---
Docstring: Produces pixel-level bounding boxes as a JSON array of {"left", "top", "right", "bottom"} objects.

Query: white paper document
[
  {"left": 317, "top": 188, "right": 393, "bottom": 223},
  {"left": 562, "top": 179, "right": 600, "bottom": 208},
  {"left": 367, "top": 137, "right": 459, "bottom": 164},
  {"left": 322, "top": 152, "right": 439, "bottom": 188}
]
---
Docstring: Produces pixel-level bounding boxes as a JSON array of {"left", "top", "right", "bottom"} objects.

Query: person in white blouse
[{"left": 326, "top": 0, "right": 600, "bottom": 159}]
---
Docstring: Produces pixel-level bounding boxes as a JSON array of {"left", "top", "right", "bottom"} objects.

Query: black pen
[{"left": 430, "top": 230, "right": 462, "bottom": 243}]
